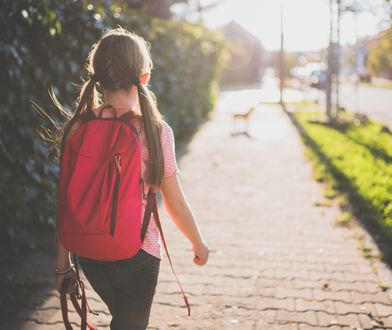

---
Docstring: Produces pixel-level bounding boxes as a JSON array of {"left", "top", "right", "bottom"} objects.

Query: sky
[{"left": 198, "top": 0, "right": 385, "bottom": 51}]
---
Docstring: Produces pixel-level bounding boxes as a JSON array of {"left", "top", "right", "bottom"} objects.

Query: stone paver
[{"left": 7, "top": 93, "right": 392, "bottom": 329}]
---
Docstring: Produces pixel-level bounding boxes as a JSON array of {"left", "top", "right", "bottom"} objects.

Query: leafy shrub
[{"left": 0, "top": 0, "right": 225, "bottom": 258}]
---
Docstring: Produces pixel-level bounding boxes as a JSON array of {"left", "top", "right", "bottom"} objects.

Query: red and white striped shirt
[{"left": 65, "top": 106, "right": 179, "bottom": 260}]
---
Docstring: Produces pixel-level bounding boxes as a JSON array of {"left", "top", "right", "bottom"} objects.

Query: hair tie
[
  {"left": 131, "top": 75, "right": 141, "bottom": 86},
  {"left": 90, "top": 73, "right": 98, "bottom": 83}
]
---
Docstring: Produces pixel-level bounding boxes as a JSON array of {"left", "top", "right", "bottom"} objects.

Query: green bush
[
  {"left": 294, "top": 112, "right": 392, "bottom": 246},
  {"left": 0, "top": 1, "right": 225, "bottom": 258}
]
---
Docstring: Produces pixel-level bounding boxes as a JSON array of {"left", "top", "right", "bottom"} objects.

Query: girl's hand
[
  {"left": 55, "top": 267, "right": 78, "bottom": 294},
  {"left": 193, "top": 242, "right": 209, "bottom": 266}
]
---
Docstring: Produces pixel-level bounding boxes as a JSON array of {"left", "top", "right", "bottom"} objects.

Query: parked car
[
  {"left": 310, "top": 69, "right": 327, "bottom": 90},
  {"left": 358, "top": 67, "right": 371, "bottom": 82},
  {"left": 291, "top": 62, "right": 327, "bottom": 89}
]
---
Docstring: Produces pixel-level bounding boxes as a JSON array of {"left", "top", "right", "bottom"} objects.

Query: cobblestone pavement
[{"left": 10, "top": 95, "right": 392, "bottom": 329}]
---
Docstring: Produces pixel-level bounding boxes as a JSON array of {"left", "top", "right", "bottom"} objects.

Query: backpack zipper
[
  {"left": 140, "top": 177, "right": 146, "bottom": 200},
  {"left": 110, "top": 153, "right": 122, "bottom": 236}
]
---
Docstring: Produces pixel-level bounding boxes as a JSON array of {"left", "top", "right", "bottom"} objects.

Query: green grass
[
  {"left": 258, "top": 99, "right": 318, "bottom": 106},
  {"left": 379, "top": 282, "right": 390, "bottom": 291},
  {"left": 358, "top": 240, "right": 374, "bottom": 259},
  {"left": 293, "top": 111, "right": 392, "bottom": 263},
  {"left": 361, "top": 81, "right": 392, "bottom": 90},
  {"left": 334, "top": 212, "right": 352, "bottom": 227},
  {"left": 313, "top": 199, "right": 333, "bottom": 207}
]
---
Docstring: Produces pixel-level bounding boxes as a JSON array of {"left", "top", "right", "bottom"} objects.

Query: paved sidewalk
[{"left": 11, "top": 94, "right": 392, "bottom": 329}]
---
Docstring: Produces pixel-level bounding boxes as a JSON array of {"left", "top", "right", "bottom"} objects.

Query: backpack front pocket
[{"left": 63, "top": 154, "right": 111, "bottom": 234}]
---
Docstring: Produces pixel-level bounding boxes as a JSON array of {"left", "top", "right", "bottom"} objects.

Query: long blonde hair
[{"left": 57, "top": 27, "right": 164, "bottom": 187}]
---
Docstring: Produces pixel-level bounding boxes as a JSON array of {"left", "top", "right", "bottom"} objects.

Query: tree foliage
[
  {"left": 1, "top": 0, "right": 226, "bottom": 258},
  {"left": 110, "top": 0, "right": 187, "bottom": 19},
  {"left": 367, "top": 28, "right": 392, "bottom": 79}
]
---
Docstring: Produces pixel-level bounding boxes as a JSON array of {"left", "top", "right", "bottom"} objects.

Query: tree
[
  {"left": 367, "top": 28, "right": 392, "bottom": 78},
  {"left": 339, "top": 0, "right": 392, "bottom": 26},
  {"left": 110, "top": 0, "right": 188, "bottom": 19},
  {"left": 325, "top": 0, "right": 391, "bottom": 120},
  {"left": 1, "top": 0, "right": 226, "bottom": 258}
]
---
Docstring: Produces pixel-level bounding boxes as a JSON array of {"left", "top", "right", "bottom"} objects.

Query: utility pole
[
  {"left": 353, "top": 0, "right": 360, "bottom": 114},
  {"left": 335, "top": 0, "right": 341, "bottom": 117},
  {"left": 279, "top": 0, "right": 285, "bottom": 104},
  {"left": 196, "top": 0, "right": 202, "bottom": 22},
  {"left": 326, "top": 0, "right": 334, "bottom": 120}
]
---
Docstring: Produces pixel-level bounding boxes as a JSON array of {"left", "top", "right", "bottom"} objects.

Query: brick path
[{"left": 11, "top": 95, "right": 392, "bottom": 329}]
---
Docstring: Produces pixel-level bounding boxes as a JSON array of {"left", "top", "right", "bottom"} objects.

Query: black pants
[{"left": 78, "top": 249, "right": 160, "bottom": 330}]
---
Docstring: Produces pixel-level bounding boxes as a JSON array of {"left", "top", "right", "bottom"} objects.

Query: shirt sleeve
[{"left": 161, "top": 121, "right": 179, "bottom": 177}]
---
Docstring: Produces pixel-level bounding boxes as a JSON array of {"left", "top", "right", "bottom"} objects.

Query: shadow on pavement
[{"left": 281, "top": 102, "right": 392, "bottom": 269}]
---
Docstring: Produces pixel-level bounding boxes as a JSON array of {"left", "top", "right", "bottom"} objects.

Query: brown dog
[{"left": 231, "top": 106, "right": 256, "bottom": 136}]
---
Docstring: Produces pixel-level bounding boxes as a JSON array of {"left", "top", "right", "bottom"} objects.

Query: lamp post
[
  {"left": 336, "top": 0, "right": 341, "bottom": 116},
  {"left": 353, "top": 0, "right": 360, "bottom": 114},
  {"left": 326, "top": 0, "right": 334, "bottom": 120},
  {"left": 279, "top": 0, "right": 285, "bottom": 104}
]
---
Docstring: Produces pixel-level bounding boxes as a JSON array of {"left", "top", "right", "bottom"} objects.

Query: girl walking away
[{"left": 54, "top": 27, "right": 209, "bottom": 330}]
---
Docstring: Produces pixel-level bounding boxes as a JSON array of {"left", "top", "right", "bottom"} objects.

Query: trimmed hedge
[{"left": 0, "top": 1, "right": 226, "bottom": 257}]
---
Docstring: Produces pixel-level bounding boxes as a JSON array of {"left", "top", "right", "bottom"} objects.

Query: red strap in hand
[
  {"left": 146, "top": 190, "right": 191, "bottom": 316},
  {"left": 60, "top": 278, "right": 96, "bottom": 330}
]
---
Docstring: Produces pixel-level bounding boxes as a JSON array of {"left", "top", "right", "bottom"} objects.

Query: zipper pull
[
  {"left": 140, "top": 177, "right": 146, "bottom": 200},
  {"left": 110, "top": 154, "right": 122, "bottom": 237},
  {"left": 114, "top": 154, "right": 122, "bottom": 173}
]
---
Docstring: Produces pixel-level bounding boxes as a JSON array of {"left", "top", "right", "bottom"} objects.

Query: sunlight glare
[{"left": 204, "top": 0, "right": 382, "bottom": 51}]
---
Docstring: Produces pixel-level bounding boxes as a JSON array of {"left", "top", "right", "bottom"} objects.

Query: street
[
  {"left": 340, "top": 82, "right": 392, "bottom": 128},
  {"left": 293, "top": 80, "right": 392, "bottom": 128}
]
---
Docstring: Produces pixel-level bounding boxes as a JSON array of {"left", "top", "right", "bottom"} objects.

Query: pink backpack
[{"left": 57, "top": 105, "right": 146, "bottom": 260}]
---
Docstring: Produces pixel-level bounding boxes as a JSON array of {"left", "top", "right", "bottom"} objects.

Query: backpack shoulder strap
[
  {"left": 79, "top": 108, "right": 139, "bottom": 138},
  {"left": 79, "top": 108, "right": 96, "bottom": 123},
  {"left": 119, "top": 112, "right": 140, "bottom": 138}
]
